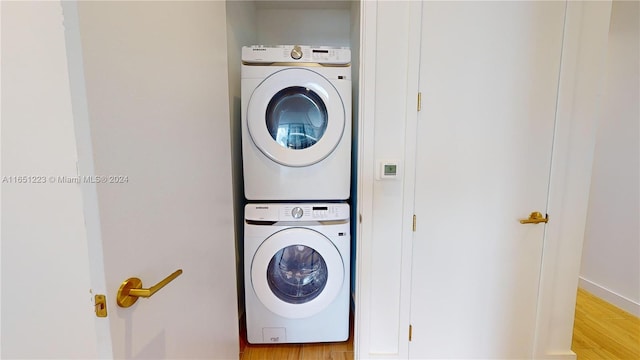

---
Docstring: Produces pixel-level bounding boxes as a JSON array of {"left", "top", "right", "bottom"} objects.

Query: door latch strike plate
[{"left": 95, "top": 294, "right": 107, "bottom": 317}]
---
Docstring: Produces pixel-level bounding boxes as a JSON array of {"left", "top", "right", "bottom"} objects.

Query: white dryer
[
  {"left": 244, "top": 202, "right": 350, "bottom": 344},
  {"left": 241, "top": 45, "right": 351, "bottom": 201}
]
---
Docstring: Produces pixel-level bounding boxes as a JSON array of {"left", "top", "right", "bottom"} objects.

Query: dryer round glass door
[
  {"left": 266, "top": 87, "right": 328, "bottom": 151},
  {"left": 251, "top": 227, "right": 345, "bottom": 319},
  {"left": 247, "top": 68, "right": 346, "bottom": 167}
]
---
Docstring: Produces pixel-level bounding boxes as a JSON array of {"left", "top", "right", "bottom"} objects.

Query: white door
[
  {"left": 2, "top": 1, "right": 239, "bottom": 359},
  {"left": 72, "top": 1, "right": 239, "bottom": 359},
  {"left": 409, "top": 2, "right": 566, "bottom": 358},
  {"left": 78, "top": 2, "right": 239, "bottom": 359}
]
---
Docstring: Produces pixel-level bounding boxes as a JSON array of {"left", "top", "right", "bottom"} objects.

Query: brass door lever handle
[
  {"left": 117, "top": 269, "right": 183, "bottom": 308},
  {"left": 519, "top": 211, "right": 548, "bottom": 224}
]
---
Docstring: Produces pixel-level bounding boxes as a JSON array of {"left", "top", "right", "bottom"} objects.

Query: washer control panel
[{"left": 245, "top": 203, "right": 349, "bottom": 222}]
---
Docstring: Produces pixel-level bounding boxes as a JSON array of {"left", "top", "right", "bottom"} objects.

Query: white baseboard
[{"left": 579, "top": 277, "right": 640, "bottom": 317}]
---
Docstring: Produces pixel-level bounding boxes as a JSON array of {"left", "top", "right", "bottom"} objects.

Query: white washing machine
[
  {"left": 241, "top": 45, "right": 351, "bottom": 201},
  {"left": 244, "top": 202, "right": 350, "bottom": 344}
]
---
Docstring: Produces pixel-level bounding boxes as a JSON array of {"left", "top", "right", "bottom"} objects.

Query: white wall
[
  {"left": 580, "top": 0, "right": 640, "bottom": 316},
  {"left": 255, "top": 2, "right": 351, "bottom": 47},
  {"left": 226, "top": 0, "right": 258, "bottom": 318}
]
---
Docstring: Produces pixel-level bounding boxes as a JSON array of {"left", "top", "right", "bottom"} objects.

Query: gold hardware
[
  {"left": 95, "top": 294, "right": 107, "bottom": 317},
  {"left": 519, "top": 211, "right": 549, "bottom": 224},
  {"left": 409, "top": 325, "right": 413, "bottom": 341},
  {"left": 117, "top": 269, "right": 183, "bottom": 308},
  {"left": 417, "top": 92, "right": 422, "bottom": 111},
  {"left": 412, "top": 214, "right": 417, "bottom": 232}
]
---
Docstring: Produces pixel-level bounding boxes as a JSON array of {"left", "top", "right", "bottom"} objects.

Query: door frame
[
  {"left": 531, "top": 2, "right": 613, "bottom": 357},
  {"left": 62, "top": 1, "right": 114, "bottom": 356},
  {"left": 354, "top": 1, "right": 612, "bottom": 359},
  {"left": 0, "top": 1, "right": 114, "bottom": 357}
]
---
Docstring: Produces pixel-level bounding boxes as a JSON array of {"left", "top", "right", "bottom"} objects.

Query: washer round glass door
[
  {"left": 247, "top": 68, "right": 346, "bottom": 167},
  {"left": 251, "top": 227, "right": 345, "bottom": 319}
]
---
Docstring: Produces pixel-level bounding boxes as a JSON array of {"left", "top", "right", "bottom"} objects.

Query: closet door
[
  {"left": 409, "top": 2, "right": 565, "bottom": 358},
  {"left": 74, "top": 1, "right": 239, "bottom": 358}
]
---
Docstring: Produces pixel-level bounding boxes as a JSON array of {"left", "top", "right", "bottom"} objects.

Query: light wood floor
[
  {"left": 240, "top": 289, "right": 639, "bottom": 359},
  {"left": 239, "top": 337, "right": 353, "bottom": 360},
  {"left": 239, "top": 322, "right": 354, "bottom": 360},
  {"left": 572, "top": 288, "right": 640, "bottom": 359}
]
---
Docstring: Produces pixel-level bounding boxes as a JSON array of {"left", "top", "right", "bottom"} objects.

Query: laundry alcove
[{"left": 224, "top": 0, "right": 362, "bottom": 349}]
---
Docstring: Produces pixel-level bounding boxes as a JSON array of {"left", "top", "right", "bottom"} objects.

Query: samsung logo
[
  {"left": 253, "top": 48, "right": 267, "bottom": 51},
  {"left": 255, "top": 206, "right": 269, "bottom": 209}
]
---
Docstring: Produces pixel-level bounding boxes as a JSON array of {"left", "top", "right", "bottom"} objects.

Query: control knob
[
  {"left": 291, "top": 45, "right": 303, "bottom": 60},
  {"left": 291, "top": 207, "right": 304, "bottom": 219}
]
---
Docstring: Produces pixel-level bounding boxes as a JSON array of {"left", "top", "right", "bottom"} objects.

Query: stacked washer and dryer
[{"left": 241, "top": 45, "right": 352, "bottom": 344}]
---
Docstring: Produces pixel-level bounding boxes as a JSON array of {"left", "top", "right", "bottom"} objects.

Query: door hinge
[
  {"left": 95, "top": 294, "right": 108, "bottom": 318},
  {"left": 412, "top": 214, "right": 416, "bottom": 232},
  {"left": 409, "top": 324, "right": 413, "bottom": 341},
  {"left": 359, "top": 213, "right": 362, "bottom": 223},
  {"left": 417, "top": 92, "right": 422, "bottom": 111}
]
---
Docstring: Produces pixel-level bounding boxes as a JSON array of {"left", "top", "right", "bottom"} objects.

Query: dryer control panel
[
  {"left": 242, "top": 45, "right": 351, "bottom": 65},
  {"left": 245, "top": 203, "right": 349, "bottom": 222}
]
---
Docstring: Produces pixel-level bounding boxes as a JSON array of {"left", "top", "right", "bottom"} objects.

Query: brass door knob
[
  {"left": 519, "top": 211, "right": 548, "bottom": 224},
  {"left": 117, "top": 269, "right": 183, "bottom": 308}
]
